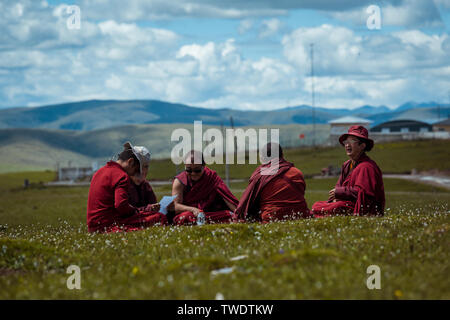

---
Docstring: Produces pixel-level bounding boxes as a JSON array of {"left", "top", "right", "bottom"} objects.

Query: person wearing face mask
[
  {"left": 171, "top": 150, "right": 239, "bottom": 226},
  {"left": 311, "top": 126, "right": 385, "bottom": 217},
  {"left": 87, "top": 142, "right": 168, "bottom": 233}
]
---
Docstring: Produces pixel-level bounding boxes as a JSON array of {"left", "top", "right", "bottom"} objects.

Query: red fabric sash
[
  {"left": 175, "top": 166, "right": 238, "bottom": 211},
  {"left": 235, "top": 158, "right": 294, "bottom": 220},
  {"left": 338, "top": 154, "right": 385, "bottom": 216}
]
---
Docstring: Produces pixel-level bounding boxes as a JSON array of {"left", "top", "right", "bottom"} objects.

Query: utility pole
[
  {"left": 227, "top": 116, "right": 236, "bottom": 187},
  {"left": 221, "top": 121, "right": 230, "bottom": 187},
  {"left": 310, "top": 43, "right": 316, "bottom": 148}
]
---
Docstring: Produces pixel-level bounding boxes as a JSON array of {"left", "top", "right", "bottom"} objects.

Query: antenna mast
[{"left": 310, "top": 43, "right": 316, "bottom": 148}]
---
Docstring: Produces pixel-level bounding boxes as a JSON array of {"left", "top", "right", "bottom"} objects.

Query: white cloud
[
  {"left": 282, "top": 24, "right": 363, "bottom": 75},
  {"left": 282, "top": 24, "right": 448, "bottom": 77},
  {"left": 281, "top": 24, "right": 449, "bottom": 108},
  {"left": 238, "top": 19, "right": 253, "bottom": 34},
  {"left": 105, "top": 74, "right": 122, "bottom": 90},
  {"left": 330, "top": 0, "right": 444, "bottom": 28},
  {"left": 78, "top": 0, "right": 415, "bottom": 21},
  {"left": 259, "top": 19, "right": 283, "bottom": 38},
  {"left": 435, "top": 0, "right": 450, "bottom": 9},
  {"left": 79, "top": 0, "right": 288, "bottom": 20},
  {"left": 0, "top": 0, "right": 449, "bottom": 111}
]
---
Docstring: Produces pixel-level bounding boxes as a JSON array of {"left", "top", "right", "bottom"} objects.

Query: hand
[
  {"left": 191, "top": 207, "right": 203, "bottom": 217},
  {"left": 150, "top": 203, "right": 160, "bottom": 212},
  {"left": 329, "top": 188, "right": 336, "bottom": 201}
]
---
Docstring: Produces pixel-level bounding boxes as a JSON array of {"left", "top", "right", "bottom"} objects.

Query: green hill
[
  {"left": 1, "top": 99, "right": 448, "bottom": 130},
  {"left": 0, "top": 100, "right": 343, "bottom": 130},
  {"left": 0, "top": 124, "right": 329, "bottom": 173},
  {"left": 2, "top": 134, "right": 449, "bottom": 180}
]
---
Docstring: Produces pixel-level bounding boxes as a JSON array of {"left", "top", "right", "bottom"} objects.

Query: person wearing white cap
[
  {"left": 122, "top": 141, "right": 151, "bottom": 179},
  {"left": 87, "top": 141, "right": 168, "bottom": 233},
  {"left": 128, "top": 145, "right": 177, "bottom": 214}
]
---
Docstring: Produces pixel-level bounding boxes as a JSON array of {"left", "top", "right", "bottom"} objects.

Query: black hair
[
  {"left": 265, "top": 142, "right": 283, "bottom": 159},
  {"left": 118, "top": 148, "right": 140, "bottom": 167},
  {"left": 355, "top": 137, "right": 371, "bottom": 152},
  {"left": 183, "top": 150, "right": 205, "bottom": 165}
]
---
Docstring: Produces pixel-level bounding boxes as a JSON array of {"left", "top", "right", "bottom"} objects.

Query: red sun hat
[{"left": 339, "top": 125, "right": 374, "bottom": 151}]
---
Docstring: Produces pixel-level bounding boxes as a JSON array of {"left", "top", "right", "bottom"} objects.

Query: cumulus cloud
[
  {"left": 79, "top": 0, "right": 287, "bottom": 21},
  {"left": 0, "top": 1, "right": 180, "bottom": 107},
  {"left": 0, "top": 0, "right": 449, "bottom": 111},
  {"left": 259, "top": 19, "right": 283, "bottom": 38},
  {"left": 123, "top": 38, "right": 299, "bottom": 108},
  {"left": 75, "top": 0, "right": 446, "bottom": 29},
  {"left": 78, "top": 0, "right": 413, "bottom": 21},
  {"left": 330, "top": 0, "right": 445, "bottom": 28},
  {"left": 281, "top": 24, "right": 449, "bottom": 108},
  {"left": 282, "top": 24, "right": 448, "bottom": 76},
  {"left": 238, "top": 19, "right": 253, "bottom": 34}
]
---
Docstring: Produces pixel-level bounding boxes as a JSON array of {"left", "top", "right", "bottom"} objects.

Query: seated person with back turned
[
  {"left": 87, "top": 142, "right": 167, "bottom": 233},
  {"left": 234, "top": 142, "right": 311, "bottom": 223},
  {"left": 171, "top": 150, "right": 239, "bottom": 226},
  {"left": 311, "top": 126, "right": 385, "bottom": 217}
]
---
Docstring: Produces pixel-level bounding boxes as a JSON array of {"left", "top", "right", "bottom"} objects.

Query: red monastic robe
[
  {"left": 235, "top": 158, "right": 311, "bottom": 223},
  {"left": 173, "top": 166, "right": 239, "bottom": 225},
  {"left": 128, "top": 180, "right": 157, "bottom": 209},
  {"left": 312, "top": 154, "right": 385, "bottom": 217},
  {"left": 87, "top": 161, "right": 167, "bottom": 233}
]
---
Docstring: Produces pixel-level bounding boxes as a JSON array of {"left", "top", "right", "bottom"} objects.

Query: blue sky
[{"left": 0, "top": 0, "right": 449, "bottom": 110}]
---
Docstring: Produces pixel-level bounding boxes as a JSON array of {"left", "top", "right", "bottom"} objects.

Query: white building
[{"left": 328, "top": 116, "right": 372, "bottom": 145}]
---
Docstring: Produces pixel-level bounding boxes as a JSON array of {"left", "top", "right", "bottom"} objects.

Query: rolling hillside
[
  {"left": 0, "top": 99, "right": 447, "bottom": 130},
  {"left": 1, "top": 124, "right": 449, "bottom": 178},
  {"left": 0, "top": 124, "right": 330, "bottom": 173}
]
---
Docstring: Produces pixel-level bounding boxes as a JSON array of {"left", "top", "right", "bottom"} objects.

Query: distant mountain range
[
  {"left": 0, "top": 100, "right": 448, "bottom": 131},
  {"left": 0, "top": 99, "right": 449, "bottom": 173}
]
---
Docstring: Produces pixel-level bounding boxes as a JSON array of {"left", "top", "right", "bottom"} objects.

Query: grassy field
[
  {"left": 148, "top": 139, "right": 450, "bottom": 180},
  {"left": 2, "top": 139, "right": 448, "bottom": 180},
  {"left": 0, "top": 166, "right": 449, "bottom": 299}
]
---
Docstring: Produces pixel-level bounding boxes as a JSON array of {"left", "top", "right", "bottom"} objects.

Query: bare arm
[
  {"left": 224, "top": 198, "right": 237, "bottom": 212},
  {"left": 172, "top": 179, "right": 202, "bottom": 215}
]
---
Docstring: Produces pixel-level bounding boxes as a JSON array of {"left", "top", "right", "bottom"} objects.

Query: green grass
[
  {"left": 0, "top": 169, "right": 449, "bottom": 299},
  {"left": 1, "top": 139, "right": 448, "bottom": 181},
  {"left": 0, "top": 170, "right": 56, "bottom": 192},
  {"left": 148, "top": 139, "right": 450, "bottom": 180}
]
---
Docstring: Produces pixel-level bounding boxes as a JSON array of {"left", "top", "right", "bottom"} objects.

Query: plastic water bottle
[{"left": 197, "top": 212, "right": 205, "bottom": 225}]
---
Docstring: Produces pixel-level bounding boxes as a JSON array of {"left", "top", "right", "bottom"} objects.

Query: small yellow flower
[
  {"left": 132, "top": 266, "right": 139, "bottom": 275},
  {"left": 230, "top": 231, "right": 233, "bottom": 234},
  {"left": 394, "top": 290, "right": 403, "bottom": 298}
]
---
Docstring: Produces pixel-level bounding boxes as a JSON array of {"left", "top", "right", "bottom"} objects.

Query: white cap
[{"left": 123, "top": 141, "right": 151, "bottom": 175}]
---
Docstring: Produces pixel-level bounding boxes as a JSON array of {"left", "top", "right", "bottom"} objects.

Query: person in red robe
[
  {"left": 128, "top": 175, "right": 158, "bottom": 209},
  {"left": 311, "top": 125, "right": 385, "bottom": 217},
  {"left": 87, "top": 142, "right": 167, "bottom": 233},
  {"left": 128, "top": 165, "right": 176, "bottom": 223},
  {"left": 171, "top": 150, "right": 239, "bottom": 225},
  {"left": 234, "top": 143, "right": 311, "bottom": 223}
]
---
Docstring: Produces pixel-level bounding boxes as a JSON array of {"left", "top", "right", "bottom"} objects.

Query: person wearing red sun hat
[{"left": 311, "top": 125, "right": 385, "bottom": 217}]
